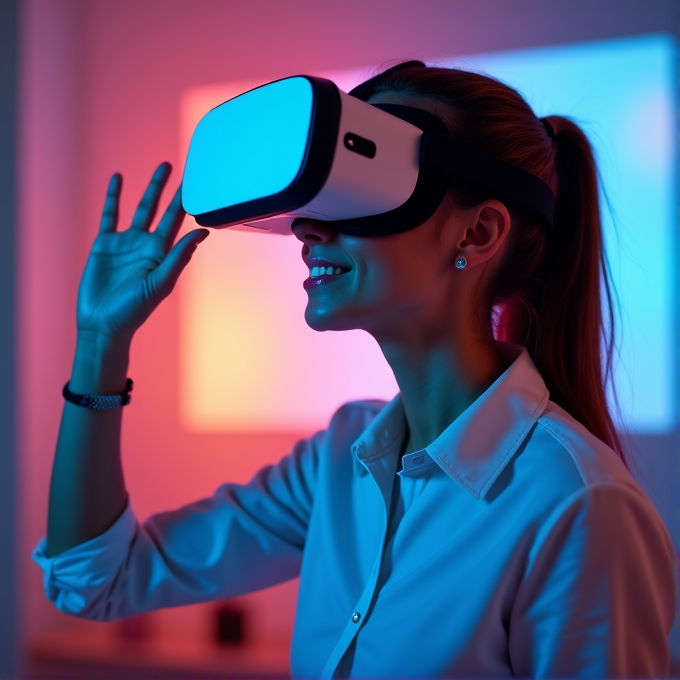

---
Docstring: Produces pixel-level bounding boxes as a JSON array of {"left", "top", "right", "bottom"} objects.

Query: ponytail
[
  {"left": 367, "top": 64, "right": 630, "bottom": 471},
  {"left": 498, "top": 116, "right": 626, "bottom": 464}
]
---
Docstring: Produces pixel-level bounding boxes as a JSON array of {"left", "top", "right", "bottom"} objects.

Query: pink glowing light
[{"left": 178, "top": 69, "right": 398, "bottom": 433}]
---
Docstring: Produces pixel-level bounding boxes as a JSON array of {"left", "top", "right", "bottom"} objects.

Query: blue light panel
[{"left": 443, "top": 34, "right": 677, "bottom": 434}]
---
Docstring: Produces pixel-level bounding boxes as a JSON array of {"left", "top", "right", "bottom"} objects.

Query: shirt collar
[
  {"left": 351, "top": 343, "right": 550, "bottom": 500},
  {"left": 350, "top": 393, "right": 406, "bottom": 468}
]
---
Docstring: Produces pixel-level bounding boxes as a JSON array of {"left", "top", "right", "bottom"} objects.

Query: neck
[{"left": 378, "top": 327, "right": 506, "bottom": 457}]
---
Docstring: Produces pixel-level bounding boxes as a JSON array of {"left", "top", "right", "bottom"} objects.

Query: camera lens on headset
[{"left": 344, "top": 133, "right": 376, "bottom": 159}]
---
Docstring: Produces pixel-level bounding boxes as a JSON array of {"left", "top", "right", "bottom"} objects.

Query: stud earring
[{"left": 455, "top": 256, "right": 467, "bottom": 270}]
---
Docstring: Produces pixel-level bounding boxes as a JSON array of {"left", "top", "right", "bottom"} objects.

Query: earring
[{"left": 455, "top": 256, "right": 467, "bottom": 270}]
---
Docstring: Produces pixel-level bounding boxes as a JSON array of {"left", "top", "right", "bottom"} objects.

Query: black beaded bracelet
[{"left": 63, "top": 378, "right": 133, "bottom": 410}]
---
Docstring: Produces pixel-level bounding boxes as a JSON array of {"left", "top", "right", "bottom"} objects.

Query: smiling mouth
[{"left": 303, "top": 266, "right": 351, "bottom": 290}]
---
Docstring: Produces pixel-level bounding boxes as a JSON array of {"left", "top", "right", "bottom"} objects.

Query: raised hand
[{"left": 76, "top": 162, "right": 209, "bottom": 344}]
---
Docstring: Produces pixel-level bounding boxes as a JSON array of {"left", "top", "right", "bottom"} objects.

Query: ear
[{"left": 457, "top": 200, "right": 511, "bottom": 267}]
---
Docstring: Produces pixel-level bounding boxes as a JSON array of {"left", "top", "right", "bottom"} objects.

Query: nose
[{"left": 291, "top": 218, "right": 337, "bottom": 244}]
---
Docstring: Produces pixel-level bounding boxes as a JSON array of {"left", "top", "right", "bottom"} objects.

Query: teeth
[{"left": 309, "top": 265, "right": 347, "bottom": 278}]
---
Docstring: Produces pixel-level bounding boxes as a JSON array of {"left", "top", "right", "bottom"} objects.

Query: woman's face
[
  {"left": 291, "top": 92, "right": 470, "bottom": 340},
  {"left": 292, "top": 205, "right": 456, "bottom": 338}
]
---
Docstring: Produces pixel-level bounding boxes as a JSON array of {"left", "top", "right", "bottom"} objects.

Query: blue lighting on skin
[{"left": 444, "top": 34, "right": 677, "bottom": 434}]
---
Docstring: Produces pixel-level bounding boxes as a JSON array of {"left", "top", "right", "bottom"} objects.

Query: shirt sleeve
[
  {"left": 509, "top": 482, "right": 678, "bottom": 678},
  {"left": 32, "top": 430, "right": 322, "bottom": 621}
]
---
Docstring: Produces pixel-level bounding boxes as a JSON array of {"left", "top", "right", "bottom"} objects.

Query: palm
[
  {"left": 76, "top": 164, "right": 208, "bottom": 342},
  {"left": 78, "top": 229, "right": 167, "bottom": 336}
]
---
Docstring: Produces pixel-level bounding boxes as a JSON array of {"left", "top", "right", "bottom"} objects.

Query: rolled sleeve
[
  {"left": 510, "top": 482, "right": 678, "bottom": 678},
  {"left": 33, "top": 500, "right": 138, "bottom": 618},
  {"left": 32, "top": 430, "right": 321, "bottom": 621}
]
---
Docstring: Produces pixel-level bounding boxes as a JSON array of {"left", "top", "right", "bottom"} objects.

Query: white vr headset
[{"left": 181, "top": 71, "right": 556, "bottom": 237}]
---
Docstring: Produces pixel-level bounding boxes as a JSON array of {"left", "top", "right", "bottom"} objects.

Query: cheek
[
  {"left": 302, "top": 252, "right": 440, "bottom": 333},
  {"left": 376, "top": 239, "right": 434, "bottom": 281},
  {"left": 355, "top": 255, "right": 435, "bottom": 312},
  {"left": 367, "top": 261, "right": 409, "bottom": 291}
]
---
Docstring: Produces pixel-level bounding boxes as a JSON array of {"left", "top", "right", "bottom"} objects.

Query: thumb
[{"left": 148, "top": 229, "right": 209, "bottom": 300}]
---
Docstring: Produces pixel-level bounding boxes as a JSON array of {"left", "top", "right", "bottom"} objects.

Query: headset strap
[
  {"left": 375, "top": 103, "right": 556, "bottom": 230},
  {"left": 419, "top": 129, "right": 556, "bottom": 229}
]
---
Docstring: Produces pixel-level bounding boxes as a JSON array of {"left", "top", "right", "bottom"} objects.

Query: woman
[{"left": 35, "top": 63, "right": 677, "bottom": 678}]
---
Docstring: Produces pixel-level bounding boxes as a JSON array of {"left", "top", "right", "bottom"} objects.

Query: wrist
[
  {"left": 75, "top": 327, "right": 133, "bottom": 352},
  {"left": 70, "top": 331, "right": 132, "bottom": 395}
]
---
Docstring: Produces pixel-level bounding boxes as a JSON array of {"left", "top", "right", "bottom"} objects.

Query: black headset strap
[
  {"left": 378, "top": 104, "right": 556, "bottom": 230},
  {"left": 420, "top": 131, "right": 556, "bottom": 229},
  {"left": 323, "top": 102, "right": 555, "bottom": 236}
]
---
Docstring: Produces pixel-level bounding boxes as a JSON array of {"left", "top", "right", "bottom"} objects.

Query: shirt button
[{"left": 352, "top": 612, "right": 361, "bottom": 623}]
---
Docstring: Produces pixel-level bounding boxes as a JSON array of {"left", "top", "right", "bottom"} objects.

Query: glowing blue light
[
  {"left": 442, "top": 34, "right": 677, "bottom": 434},
  {"left": 183, "top": 77, "right": 313, "bottom": 215}
]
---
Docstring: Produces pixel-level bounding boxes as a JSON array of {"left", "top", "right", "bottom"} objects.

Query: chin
[{"left": 304, "top": 307, "right": 361, "bottom": 333}]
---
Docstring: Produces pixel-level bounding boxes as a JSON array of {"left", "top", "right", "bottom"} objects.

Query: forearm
[{"left": 47, "top": 333, "right": 131, "bottom": 557}]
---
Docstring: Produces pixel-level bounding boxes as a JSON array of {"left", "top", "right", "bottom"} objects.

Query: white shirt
[{"left": 33, "top": 343, "right": 678, "bottom": 678}]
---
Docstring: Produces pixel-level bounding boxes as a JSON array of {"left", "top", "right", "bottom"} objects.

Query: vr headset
[{"left": 181, "top": 72, "right": 555, "bottom": 237}]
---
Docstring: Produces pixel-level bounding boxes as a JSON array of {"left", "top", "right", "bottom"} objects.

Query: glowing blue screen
[
  {"left": 183, "top": 77, "right": 313, "bottom": 215},
  {"left": 443, "top": 35, "right": 677, "bottom": 434}
]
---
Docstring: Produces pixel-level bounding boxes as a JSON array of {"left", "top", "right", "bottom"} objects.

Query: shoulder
[
  {"left": 518, "top": 402, "right": 674, "bottom": 557},
  {"left": 516, "top": 403, "right": 677, "bottom": 604},
  {"left": 532, "top": 400, "right": 632, "bottom": 490},
  {"left": 508, "top": 400, "right": 660, "bottom": 527}
]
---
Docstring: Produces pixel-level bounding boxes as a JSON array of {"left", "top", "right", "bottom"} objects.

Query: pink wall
[
  {"left": 19, "top": 0, "right": 676, "bottom": 663},
  {"left": 19, "top": 0, "right": 84, "bottom": 644}
]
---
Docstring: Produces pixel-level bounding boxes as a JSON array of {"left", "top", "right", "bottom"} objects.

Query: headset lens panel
[{"left": 182, "top": 77, "right": 314, "bottom": 216}]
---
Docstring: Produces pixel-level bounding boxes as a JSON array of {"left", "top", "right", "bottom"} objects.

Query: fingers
[
  {"left": 146, "top": 229, "right": 209, "bottom": 301},
  {"left": 99, "top": 174, "right": 122, "bottom": 233},
  {"left": 154, "top": 184, "right": 185, "bottom": 246},
  {"left": 130, "top": 162, "right": 172, "bottom": 231}
]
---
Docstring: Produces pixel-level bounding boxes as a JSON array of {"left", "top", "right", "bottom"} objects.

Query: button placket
[{"left": 322, "top": 442, "right": 397, "bottom": 680}]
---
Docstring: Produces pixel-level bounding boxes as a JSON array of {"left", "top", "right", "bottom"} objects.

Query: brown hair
[{"left": 368, "top": 63, "right": 629, "bottom": 470}]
